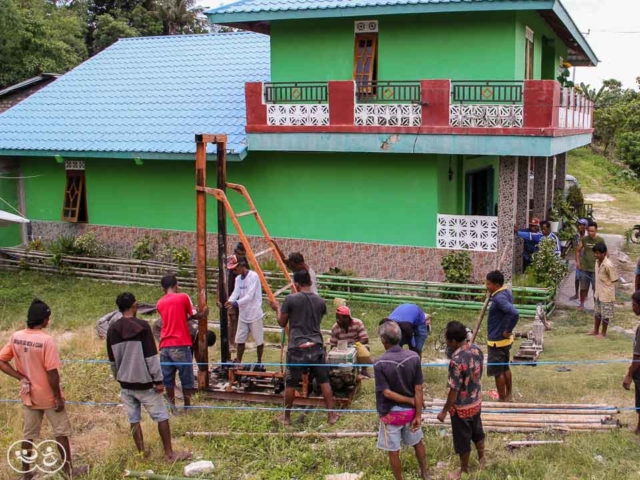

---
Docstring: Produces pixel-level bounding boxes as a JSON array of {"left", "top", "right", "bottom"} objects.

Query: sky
[{"left": 199, "top": 0, "right": 639, "bottom": 90}]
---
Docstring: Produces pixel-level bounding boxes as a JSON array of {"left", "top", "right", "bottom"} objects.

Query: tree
[
  {"left": 577, "top": 82, "right": 606, "bottom": 106},
  {"left": 158, "top": 0, "right": 207, "bottom": 35},
  {"left": 0, "top": 0, "right": 87, "bottom": 89},
  {"left": 92, "top": 13, "right": 139, "bottom": 52}
]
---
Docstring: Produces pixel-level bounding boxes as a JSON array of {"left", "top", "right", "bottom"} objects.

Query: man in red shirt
[
  {"left": 157, "top": 275, "right": 208, "bottom": 409},
  {"left": 0, "top": 299, "right": 86, "bottom": 479}
]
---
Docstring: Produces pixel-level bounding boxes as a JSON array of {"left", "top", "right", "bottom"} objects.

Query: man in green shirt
[{"left": 575, "top": 221, "right": 605, "bottom": 311}]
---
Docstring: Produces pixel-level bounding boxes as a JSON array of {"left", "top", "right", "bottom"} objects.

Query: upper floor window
[
  {"left": 353, "top": 21, "right": 378, "bottom": 95},
  {"left": 525, "top": 27, "right": 534, "bottom": 80},
  {"left": 62, "top": 161, "right": 88, "bottom": 223}
]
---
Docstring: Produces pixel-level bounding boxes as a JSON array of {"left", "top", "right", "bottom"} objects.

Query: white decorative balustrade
[
  {"left": 354, "top": 104, "right": 421, "bottom": 127},
  {"left": 558, "top": 87, "right": 593, "bottom": 129},
  {"left": 267, "top": 104, "right": 329, "bottom": 126},
  {"left": 449, "top": 104, "right": 523, "bottom": 128},
  {"left": 437, "top": 214, "right": 498, "bottom": 252}
]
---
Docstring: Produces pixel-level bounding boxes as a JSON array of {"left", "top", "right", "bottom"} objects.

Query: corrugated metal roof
[
  {"left": 0, "top": 74, "right": 60, "bottom": 98},
  {"left": 0, "top": 33, "right": 270, "bottom": 157},
  {"left": 208, "top": 0, "right": 533, "bottom": 16}
]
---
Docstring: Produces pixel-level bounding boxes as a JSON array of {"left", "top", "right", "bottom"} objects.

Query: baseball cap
[
  {"left": 336, "top": 306, "right": 352, "bottom": 317},
  {"left": 226, "top": 255, "right": 240, "bottom": 270},
  {"left": 578, "top": 218, "right": 588, "bottom": 226},
  {"left": 529, "top": 217, "right": 540, "bottom": 226}
]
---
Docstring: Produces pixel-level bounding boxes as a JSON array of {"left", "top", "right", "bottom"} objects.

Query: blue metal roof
[{"left": 0, "top": 32, "right": 270, "bottom": 159}]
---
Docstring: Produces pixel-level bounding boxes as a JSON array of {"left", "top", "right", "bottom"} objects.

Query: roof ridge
[{"left": 117, "top": 31, "right": 259, "bottom": 43}]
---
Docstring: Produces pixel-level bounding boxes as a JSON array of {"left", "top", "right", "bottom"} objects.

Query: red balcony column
[
  {"left": 328, "top": 81, "right": 355, "bottom": 126},
  {"left": 421, "top": 80, "right": 451, "bottom": 127},
  {"left": 523, "top": 80, "right": 560, "bottom": 129},
  {"left": 245, "top": 82, "right": 267, "bottom": 127}
]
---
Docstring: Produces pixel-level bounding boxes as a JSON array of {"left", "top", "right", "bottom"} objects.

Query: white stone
[{"left": 184, "top": 460, "right": 215, "bottom": 477}]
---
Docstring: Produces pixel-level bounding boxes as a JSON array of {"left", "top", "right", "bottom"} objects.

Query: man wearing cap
[
  {"left": 0, "top": 299, "right": 87, "bottom": 478},
  {"left": 515, "top": 218, "right": 541, "bottom": 270},
  {"left": 227, "top": 242, "right": 247, "bottom": 351},
  {"left": 570, "top": 219, "right": 589, "bottom": 301},
  {"left": 329, "top": 306, "right": 371, "bottom": 377},
  {"left": 225, "top": 255, "right": 265, "bottom": 367}
]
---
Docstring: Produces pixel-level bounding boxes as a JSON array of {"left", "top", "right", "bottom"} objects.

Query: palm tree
[
  {"left": 577, "top": 82, "right": 606, "bottom": 106},
  {"left": 159, "top": 0, "right": 204, "bottom": 35}
]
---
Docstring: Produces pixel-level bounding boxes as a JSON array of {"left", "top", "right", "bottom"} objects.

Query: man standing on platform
[{"left": 227, "top": 242, "right": 247, "bottom": 352}]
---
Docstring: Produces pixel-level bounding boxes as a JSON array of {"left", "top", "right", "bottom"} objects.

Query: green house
[{"left": 0, "top": 0, "right": 597, "bottom": 281}]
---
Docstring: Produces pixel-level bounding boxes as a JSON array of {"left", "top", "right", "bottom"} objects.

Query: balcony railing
[
  {"left": 246, "top": 79, "right": 594, "bottom": 133},
  {"left": 263, "top": 82, "right": 328, "bottom": 104},
  {"left": 356, "top": 81, "right": 421, "bottom": 104},
  {"left": 451, "top": 81, "right": 523, "bottom": 104}
]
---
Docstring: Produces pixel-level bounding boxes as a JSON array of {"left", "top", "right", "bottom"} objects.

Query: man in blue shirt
[
  {"left": 516, "top": 219, "right": 560, "bottom": 269},
  {"left": 384, "top": 304, "right": 431, "bottom": 357},
  {"left": 485, "top": 270, "right": 519, "bottom": 402}
]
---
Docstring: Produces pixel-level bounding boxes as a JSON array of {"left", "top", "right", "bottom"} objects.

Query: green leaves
[
  {"left": 530, "top": 237, "right": 568, "bottom": 291},
  {"left": 441, "top": 251, "right": 473, "bottom": 284}
]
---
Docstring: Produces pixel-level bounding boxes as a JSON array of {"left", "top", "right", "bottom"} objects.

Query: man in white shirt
[{"left": 224, "top": 255, "right": 265, "bottom": 366}]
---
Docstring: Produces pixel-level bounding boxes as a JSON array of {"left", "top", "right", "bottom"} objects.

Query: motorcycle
[{"left": 630, "top": 225, "right": 640, "bottom": 244}]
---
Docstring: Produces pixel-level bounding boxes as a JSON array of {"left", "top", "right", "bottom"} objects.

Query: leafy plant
[
  {"left": 530, "top": 237, "right": 569, "bottom": 291},
  {"left": 48, "top": 234, "right": 77, "bottom": 269},
  {"left": 133, "top": 235, "right": 156, "bottom": 261},
  {"left": 556, "top": 64, "right": 574, "bottom": 89},
  {"left": 171, "top": 246, "right": 192, "bottom": 267},
  {"left": 441, "top": 251, "right": 473, "bottom": 284},
  {"left": 322, "top": 267, "right": 366, "bottom": 293},
  {"left": 26, "top": 239, "right": 45, "bottom": 252},
  {"left": 566, "top": 184, "right": 584, "bottom": 215},
  {"left": 617, "top": 132, "right": 640, "bottom": 174},
  {"left": 73, "top": 232, "right": 105, "bottom": 257}
]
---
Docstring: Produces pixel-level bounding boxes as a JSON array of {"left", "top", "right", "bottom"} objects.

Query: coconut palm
[{"left": 159, "top": 0, "right": 205, "bottom": 35}]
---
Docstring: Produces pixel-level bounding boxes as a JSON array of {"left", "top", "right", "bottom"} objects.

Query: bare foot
[
  {"left": 596, "top": 334, "right": 607, "bottom": 339},
  {"left": 276, "top": 414, "right": 291, "bottom": 426},
  {"left": 165, "top": 451, "right": 191, "bottom": 463},
  {"left": 569, "top": 294, "right": 579, "bottom": 301},
  {"left": 586, "top": 331, "right": 598, "bottom": 336},
  {"left": 419, "top": 469, "right": 432, "bottom": 480},
  {"left": 448, "top": 469, "right": 463, "bottom": 480},
  {"left": 328, "top": 412, "right": 340, "bottom": 425},
  {"left": 577, "top": 306, "right": 585, "bottom": 312},
  {"left": 478, "top": 457, "right": 486, "bottom": 469}
]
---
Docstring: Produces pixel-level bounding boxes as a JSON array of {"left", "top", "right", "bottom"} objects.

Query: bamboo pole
[
  {"left": 423, "top": 401, "right": 617, "bottom": 410},
  {"left": 186, "top": 431, "right": 377, "bottom": 439},
  {"left": 124, "top": 470, "right": 192, "bottom": 480},
  {"left": 422, "top": 414, "right": 611, "bottom": 424}
]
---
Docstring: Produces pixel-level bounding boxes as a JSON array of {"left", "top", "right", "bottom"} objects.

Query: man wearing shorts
[
  {"left": 623, "top": 291, "right": 640, "bottom": 435},
  {"left": 590, "top": 243, "right": 619, "bottom": 337},
  {"left": 225, "top": 255, "right": 265, "bottom": 366},
  {"left": 157, "top": 274, "right": 208, "bottom": 408},
  {"left": 576, "top": 221, "right": 605, "bottom": 310},
  {"left": 485, "top": 270, "right": 519, "bottom": 402},
  {"left": 438, "top": 321, "right": 485, "bottom": 480},
  {"left": 273, "top": 270, "right": 338, "bottom": 426},
  {"left": 0, "top": 299, "right": 86, "bottom": 479},
  {"left": 107, "top": 293, "right": 190, "bottom": 462},
  {"left": 374, "top": 321, "right": 429, "bottom": 480}
]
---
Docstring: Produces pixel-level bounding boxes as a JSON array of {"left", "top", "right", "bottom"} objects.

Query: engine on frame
[{"left": 326, "top": 344, "right": 360, "bottom": 393}]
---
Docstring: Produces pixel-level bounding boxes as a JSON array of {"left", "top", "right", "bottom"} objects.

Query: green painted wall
[
  {"left": 21, "top": 153, "right": 443, "bottom": 247},
  {"left": 437, "top": 155, "right": 462, "bottom": 215},
  {"left": 461, "top": 156, "right": 499, "bottom": 215},
  {"left": 514, "top": 11, "right": 569, "bottom": 80},
  {"left": 0, "top": 166, "right": 22, "bottom": 247},
  {"left": 271, "top": 12, "right": 519, "bottom": 82}
]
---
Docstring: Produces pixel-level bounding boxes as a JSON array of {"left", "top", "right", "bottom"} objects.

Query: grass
[
  {"left": 1, "top": 271, "right": 640, "bottom": 479},
  {"left": 567, "top": 148, "right": 640, "bottom": 236}
]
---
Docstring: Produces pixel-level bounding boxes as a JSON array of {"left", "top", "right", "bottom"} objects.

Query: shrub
[
  {"left": 73, "top": 232, "right": 105, "bottom": 257},
  {"left": 322, "top": 267, "right": 366, "bottom": 293},
  {"left": 133, "top": 235, "right": 155, "bottom": 260},
  {"left": 530, "top": 237, "right": 569, "bottom": 291},
  {"left": 26, "top": 239, "right": 45, "bottom": 252},
  {"left": 48, "top": 234, "right": 77, "bottom": 268},
  {"left": 566, "top": 184, "right": 584, "bottom": 215},
  {"left": 617, "top": 131, "right": 640, "bottom": 173},
  {"left": 441, "top": 251, "right": 472, "bottom": 284}
]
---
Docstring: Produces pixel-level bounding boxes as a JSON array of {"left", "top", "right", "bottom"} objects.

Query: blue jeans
[
  {"left": 160, "top": 346, "right": 195, "bottom": 390},
  {"left": 413, "top": 324, "right": 429, "bottom": 354}
]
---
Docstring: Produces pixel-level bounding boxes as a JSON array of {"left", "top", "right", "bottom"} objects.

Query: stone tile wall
[{"left": 31, "top": 221, "right": 498, "bottom": 282}]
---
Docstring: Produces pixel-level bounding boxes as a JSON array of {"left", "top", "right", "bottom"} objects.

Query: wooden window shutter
[
  {"left": 353, "top": 33, "right": 378, "bottom": 94},
  {"left": 62, "top": 170, "right": 88, "bottom": 223},
  {"left": 525, "top": 27, "right": 535, "bottom": 80}
]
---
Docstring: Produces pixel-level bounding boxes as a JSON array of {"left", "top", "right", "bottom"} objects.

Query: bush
[
  {"left": 322, "top": 267, "right": 366, "bottom": 293},
  {"left": 529, "top": 237, "right": 569, "bottom": 291},
  {"left": 133, "top": 235, "right": 155, "bottom": 260},
  {"left": 617, "top": 131, "right": 640, "bottom": 174},
  {"left": 73, "top": 232, "right": 105, "bottom": 257},
  {"left": 441, "top": 251, "right": 472, "bottom": 284},
  {"left": 566, "top": 184, "right": 584, "bottom": 215},
  {"left": 48, "top": 234, "right": 77, "bottom": 268},
  {"left": 26, "top": 239, "right": 45, "bottom": 252}
]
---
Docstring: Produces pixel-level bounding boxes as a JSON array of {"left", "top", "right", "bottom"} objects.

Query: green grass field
[{"left": 1, "top": 270, "right": 640, "bottom": 480}]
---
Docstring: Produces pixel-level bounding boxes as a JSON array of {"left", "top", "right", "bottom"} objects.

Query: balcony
[{"left": 245, "top": 80, "right": 593, "bottom": 137}]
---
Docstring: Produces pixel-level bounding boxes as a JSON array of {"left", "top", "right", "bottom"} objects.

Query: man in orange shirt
[{"left": 0, "top": 299, "right": 86, "bottom": 479}]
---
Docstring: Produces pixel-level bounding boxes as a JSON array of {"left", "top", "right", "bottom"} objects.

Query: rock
[
  {"left": 594, "top": 455, "right": 605, "bottom": 464},
  {"left": 184, "top": 460, "right": 215, "bottom": 477},
  {"left": 325, "top": 473, "right": 363, "bottom": 480}
]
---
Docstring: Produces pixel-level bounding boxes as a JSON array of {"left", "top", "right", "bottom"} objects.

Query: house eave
[{"left": 0, "top": 149, "right": 244, "bottom": 162}]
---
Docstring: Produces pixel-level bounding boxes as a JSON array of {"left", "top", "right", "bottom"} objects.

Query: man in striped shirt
[{"left": 329, "top": 306, "right": 371, "bottom": 377}]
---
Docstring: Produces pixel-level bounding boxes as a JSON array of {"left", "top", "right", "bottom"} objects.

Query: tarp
[{"left": 0, "top": 209, "right": 29, "bottom": 226}]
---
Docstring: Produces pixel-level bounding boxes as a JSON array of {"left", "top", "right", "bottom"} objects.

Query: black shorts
[
  {"left": 635, "top": 380, "right": 640, "bottom": 412},
  {"left": 285, "top": 344, "right": 330, "bottom": 388},
  {"left": 451, "top": 413, "right": 485, "bottom": 455},
  {"left": 487, "top": 345, "right": 511, "bottom": 377}
]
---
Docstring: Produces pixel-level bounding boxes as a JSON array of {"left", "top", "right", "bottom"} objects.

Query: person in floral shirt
[{"left": 437, "top": 321, "right": 485, "bottom": 480}]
